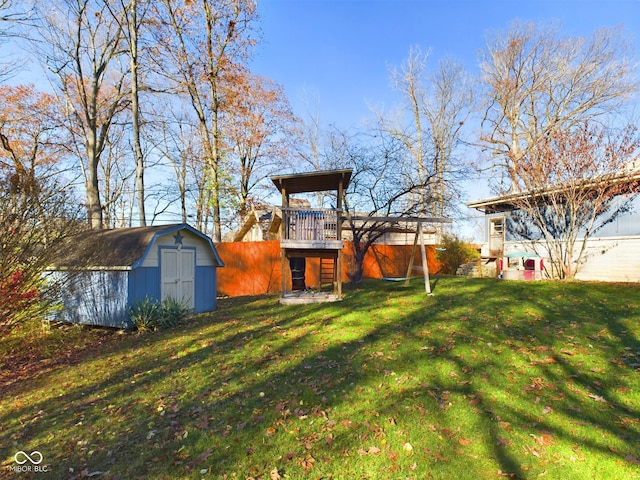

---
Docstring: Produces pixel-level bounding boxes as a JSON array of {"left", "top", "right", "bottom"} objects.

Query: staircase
[
  {"left": 319, "top": 258, "right": 336, "bottom": 291},
  {"left": 456, "top": 259, "right": 497, "bottom": 278},
  {"left": 456, "top": 262, "right": 479, "bottom": 277}
]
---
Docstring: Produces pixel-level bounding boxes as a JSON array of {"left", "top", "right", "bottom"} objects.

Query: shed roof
[
  {"left": 53, "top": 223, "right": 223, "bottom": 269},
  {"left": 271, "top": 169, "right": 352, "bottom": 195}
]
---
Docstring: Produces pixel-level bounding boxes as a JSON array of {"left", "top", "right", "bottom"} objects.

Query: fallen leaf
[
  {"left": 530, "top": 432, "right": 554, "bottom": 446},
  {"left": 299, "top": 454, "right": 315, "bottom": 472},
  {"left": 458, "top": 437, "right": 472, "bottom": 446},
  {"left": 270, "top": 467, "right": 282, "bottom": 480},
  {"left": 284, "top": 452, "right": 297, "bottom": 461},
  {"left": 197, "top": 449, "right": 213, "bottom": 463},
  {"left": 625, "top": 455, "right": 640, "bottom": 465},
  {"left": 358, "top": 446, "right": 381, "bottom": 455},
  {"left": 441, "top": 428, "right": 454, "bottom": 438},
  {"left": 403, "top": 442, "right": 414, "bottom": 454},
  {"left": 325, "top": 434, "right": 334, "bottom": 447},
  {"left": 434, "top": 450, "right": 448, "bottom": 462}
]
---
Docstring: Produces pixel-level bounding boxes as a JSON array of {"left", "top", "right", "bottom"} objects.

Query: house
[
  {"left": 49, "top": 223, "right": 224, "bottom": 328},
  {"left": 230, "top": 199, "right": 310, "bottom": 242},
  {"left": 468, "top": 179, "right": 640, "bottom": 281}
]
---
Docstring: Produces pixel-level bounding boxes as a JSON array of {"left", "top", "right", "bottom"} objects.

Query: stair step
[{"left": 320, "top": 259, "right": 335, "bottom": 286}]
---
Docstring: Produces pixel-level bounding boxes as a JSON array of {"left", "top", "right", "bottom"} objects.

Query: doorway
[{"left": 161, "top": 247, "right": 195, "bottom": 309}]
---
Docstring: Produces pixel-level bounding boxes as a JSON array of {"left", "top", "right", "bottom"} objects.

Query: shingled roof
[{"left": 53, "top": 223, "right": 222, "bottom": 269}]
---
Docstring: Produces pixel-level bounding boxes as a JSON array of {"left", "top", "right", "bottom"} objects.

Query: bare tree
[
  {"left": 382, "top": 46, "right": 430, "bottom": 212},
  {"left": 423, "top": 57, "right": 473, "bottom": 219},
  {"left": 151, "top": 0, "right": 258, "bottom": 241},
  {"left": 0, "top": 0, "right": 32, "bottom": 82},
  {"left": 223, "top": 71, "right": 296, "bottom": 219},
  {"left": 99, "top": 122, "right": 136, "bottom": 228},
  {"left": 505, "top": 123, "right": 640, "bottom": 279},
  {"left": 480, "top": 22, "right": 638, "bottom": 191},
  {"left": 106, "top": 0, "right": 150, "bottom": 225},
  {"left": 325, "top": 128, "right": 437, "bottom": 282},
  {"left": 31, "top": 0, "right": 130, "bottom": 229},
  {"left": 291, "top": 88, "right": 324, "bottom": 172},
  {"left": 152, "top": 106, "right": 206, "bottom": 228},
  {"left": 378, "top": 47, "right": 472, "bottom": 219}
]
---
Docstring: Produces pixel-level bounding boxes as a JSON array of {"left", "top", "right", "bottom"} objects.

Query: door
[
  {"left": 488, "top": 218, "right": 504, "bottom": 257},
  {"left": 161, "top": 248, "right": 195, "bottom": 309}
]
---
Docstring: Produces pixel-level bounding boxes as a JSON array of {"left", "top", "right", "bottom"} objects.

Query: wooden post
[
  {"left": 404, "top": 230, "right": 419, "bottom": 286},
  {"left": 336, "top": 254, "right": 342, "bottom": 297},
  {"left": 418, "top": 221, "right": 432, "bottom": 295},
  {"left": 281, "top": 251, "right": 286, "bottom": 296},
  {"left": 280, "top": 187, "right": 287, "bottom": 298},
  {"left": 336, "top": 174, "right": 344, "bottom": 298}
]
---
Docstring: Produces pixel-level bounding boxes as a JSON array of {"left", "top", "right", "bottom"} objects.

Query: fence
[{"left": 215, "top": 240, "right": 441, "bottom": 297}]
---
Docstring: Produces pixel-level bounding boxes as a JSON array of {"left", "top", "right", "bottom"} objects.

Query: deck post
[
  {"left": 404, "top": 229, "right": 419, "bottom": 286},
  {"left": 280, "top": 186, "right": 287, "bottom": 297},
  {"left": 418, "top": 221, "right": 432, "bottom": 295}
]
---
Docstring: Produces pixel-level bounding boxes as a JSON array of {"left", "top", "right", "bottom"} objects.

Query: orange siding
[{"left": 215, "top": 241, "right": 441, "bottom": 297}]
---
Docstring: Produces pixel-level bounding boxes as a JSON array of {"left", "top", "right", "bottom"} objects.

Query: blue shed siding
[
  {"left": 128, "top": 266, "right": 160, "bottom": 306},
  {"left": 58, "top": 271, "right": 131, "bottom": 328},
  {"left": 195, "top": 265, "right": 217, "bottom": 313}
]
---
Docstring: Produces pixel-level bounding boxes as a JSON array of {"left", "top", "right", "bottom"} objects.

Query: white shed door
[{"left": 161, "top": 248, "right": 195, "bottom": 309}]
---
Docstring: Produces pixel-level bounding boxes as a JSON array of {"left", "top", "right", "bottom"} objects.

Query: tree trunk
[
  {"left": 86, "top": 132, "right": 103, "bottom": 229},
  {"left": 129, "top": 0, "right": 146, "bottom": 226}
]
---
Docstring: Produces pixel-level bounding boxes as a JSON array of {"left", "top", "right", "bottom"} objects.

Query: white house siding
[
  {"left": 574, "top": 236, "right": 640, "bottom": 282},
  {"left": 502, "top": 236, "right": 640, "bottom": 282},
  {"left": 141, "top": 230, "right": 216, "bottom": 268}
]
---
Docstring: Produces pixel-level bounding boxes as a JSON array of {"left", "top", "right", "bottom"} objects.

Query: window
[{"left": 490, "top": 218, "right": 504, "bottom": 235}]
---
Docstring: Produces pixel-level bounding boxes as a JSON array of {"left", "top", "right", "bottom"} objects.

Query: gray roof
[
  {"left": 53, "top": 223, "right": 223, "bottom": 269},
  {"left": 271, "top": 169, "right": 352, "bottom": 195}
]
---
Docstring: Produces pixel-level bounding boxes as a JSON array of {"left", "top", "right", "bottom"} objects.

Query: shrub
[
  {"left": 128, "top": 297, "right": 190, "bottom": 331},
  {"left": 436, "top": 234, "right": 480, "bottom": 275},
  {"left": 0, "top": 268, "right": 41, "bottom": 327},
  {"left": 157, "top": 298, "right": 190, "bottom": 329},
  {"left": 128, "top": 297, "right": 160, "bottom": 331}
]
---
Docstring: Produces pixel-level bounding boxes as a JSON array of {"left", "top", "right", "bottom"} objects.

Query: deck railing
[{"left": 282, "top": 207, "right": 341, "bottom": 242}]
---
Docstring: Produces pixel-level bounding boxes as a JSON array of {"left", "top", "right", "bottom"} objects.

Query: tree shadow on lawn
[
  {"left": 1, "top": 295, "right": 358, "bottom": 475},
  {"left": 1, "top": 278, "right": 638, "bottom": 479}
]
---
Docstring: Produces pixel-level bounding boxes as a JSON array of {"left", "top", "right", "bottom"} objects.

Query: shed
[{"left": 49, "top": 223, "right": 224, "bottom": 328}]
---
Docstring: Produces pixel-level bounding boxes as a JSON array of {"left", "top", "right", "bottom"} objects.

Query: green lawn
[{"left": 1, "top": 277, "right": 639, "bottom": 479}]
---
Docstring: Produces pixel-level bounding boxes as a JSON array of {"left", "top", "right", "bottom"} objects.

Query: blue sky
[
  {"left": 251, "top": 0, "right": 639, "bottom": 129},
  {"left": 248, "top": 0, "right": 639, "bottom": 237}
]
